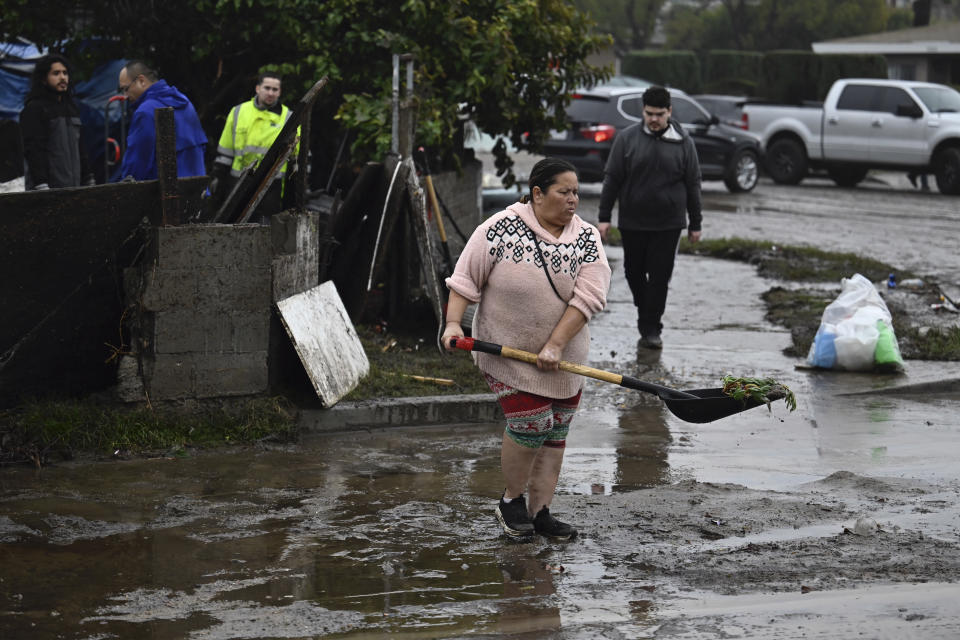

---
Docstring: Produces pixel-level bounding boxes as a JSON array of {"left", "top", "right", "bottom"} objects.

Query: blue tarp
[
  {"left": 0, "top": 40, "right": 43, "bottom": 119},
  {"left": 0, "top": 68, "right": 29, "bottom": 121},
  {"left": 0, "top": 40, "right": 44, "bottom": 74}
]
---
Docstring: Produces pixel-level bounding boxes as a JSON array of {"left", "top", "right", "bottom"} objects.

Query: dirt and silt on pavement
[{"left": 3, "top": 182, "right": 960, "bottom": 637}]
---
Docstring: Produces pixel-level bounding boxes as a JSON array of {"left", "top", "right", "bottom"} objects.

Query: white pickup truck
[{"left": 742, "top": 78, "right": 960, "bottom": 194}]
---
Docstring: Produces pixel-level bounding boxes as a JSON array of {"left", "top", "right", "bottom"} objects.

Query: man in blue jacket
[{"left": 116, "top": 60, "right": 207, "bottom": 181}]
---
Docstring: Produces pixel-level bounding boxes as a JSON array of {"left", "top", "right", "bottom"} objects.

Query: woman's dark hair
[
  {"left": 525, "top": 157, "right": 578, "bottom": 202},
  {"left": 29, "top": 54, "right": 72, "bottom": 97}
]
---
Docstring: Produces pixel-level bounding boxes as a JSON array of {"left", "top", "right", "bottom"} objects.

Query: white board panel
[{"left": 276, "top": 281, "right": 369, "bottom": 408}]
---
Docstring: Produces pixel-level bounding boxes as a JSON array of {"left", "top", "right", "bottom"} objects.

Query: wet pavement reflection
[{"left": 0, "top": 416, "right": 674, "bottom": 639}]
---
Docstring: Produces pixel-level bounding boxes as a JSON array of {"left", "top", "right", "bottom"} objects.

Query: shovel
[{"left": 450, "top": 337, "right": 773, "bottom": 424}]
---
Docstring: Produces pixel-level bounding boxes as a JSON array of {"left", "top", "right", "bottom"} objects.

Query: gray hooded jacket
[{"left": 597, "top": 120, "right": 702, "bottom": 232}]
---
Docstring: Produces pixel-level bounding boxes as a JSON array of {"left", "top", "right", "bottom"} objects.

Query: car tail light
[
  {"left": 578, "top": 124, "right": 616, "bottom": 143},
  {"left": 739, "top": 112, "right": 749, "bottom": 130}
]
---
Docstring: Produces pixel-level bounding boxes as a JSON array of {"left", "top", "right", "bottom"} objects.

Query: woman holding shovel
[{"left": 442, "top": 158, "right": 611, "bottom": 540}]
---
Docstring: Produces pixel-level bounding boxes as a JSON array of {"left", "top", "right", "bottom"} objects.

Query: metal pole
[{"left": 391, "top": 54, "right": 400, "bottom": 155}]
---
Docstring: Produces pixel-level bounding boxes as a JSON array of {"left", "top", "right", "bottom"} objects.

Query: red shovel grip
[
  {"left": 449, "top": 337, "right": 504, "bottom": 356},
  {"left": 450, "top": 336, "right": 475, "bottom": 351}
]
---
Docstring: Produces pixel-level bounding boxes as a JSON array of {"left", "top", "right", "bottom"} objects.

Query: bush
[
  {"left": 759, "top": 50, "right": 822, "bottom": 104},
  {"left": 621, "top": 50, "right": 702, "bottom": 93},
  {"left": 816, "top": 54, "right": 888, "bottom": 99},
  {"left": 703, "top": 50, "right": 763, "bottom": 95}
]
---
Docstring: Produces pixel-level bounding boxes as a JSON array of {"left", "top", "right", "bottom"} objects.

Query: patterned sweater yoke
[{"left": 484, "top": 214, "right": 603, "bottom": 289}]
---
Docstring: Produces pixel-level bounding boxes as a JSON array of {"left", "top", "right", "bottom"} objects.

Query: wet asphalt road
[{"left": 2, "top": 172, "right": 960, "bottom": 639}]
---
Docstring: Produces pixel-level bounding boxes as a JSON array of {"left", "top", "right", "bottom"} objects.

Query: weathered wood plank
[
  {"left": 276, "top": 281, "right": 369, "bottom": 408},
  {"left": 402, "top": 156, "right": 445, "bottom": 334}
]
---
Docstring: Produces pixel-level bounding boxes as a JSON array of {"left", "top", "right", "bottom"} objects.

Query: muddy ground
[
  {"left": 553, "top": 470, "right": 960, "bottom": 636},
  {"left": 2, "top": 414, "right": 959, "bottom": 639}
]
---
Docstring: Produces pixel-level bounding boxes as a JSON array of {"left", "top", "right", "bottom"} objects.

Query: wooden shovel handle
[
  {"left": 450, "top": 336, "right": 698, "bottom": 400},
  {"left": 451, "top": 337, "right": 623, "bottom": 385}
]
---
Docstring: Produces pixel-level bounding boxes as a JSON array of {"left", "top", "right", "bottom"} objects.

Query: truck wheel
[
  {"left": 766, "top": 138, "right": 808, "bottom": 185},
  {"left": 827, "top": 166, "right": 869, "bottom": 187},
  {"left": 934, "top": 147, "right": 960, "bottom": 195},
  {"left": 723, "top": 148, "right": 759, "bottom": 193}
]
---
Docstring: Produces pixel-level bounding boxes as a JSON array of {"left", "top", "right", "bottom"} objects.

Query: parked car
[
  {"left": 692, "top": 94, "right": 751, "bottom": 129},
  {"left": 543, "top": 86, "right": 762, "bottom": 192},
  {"left": 741, "top": 78, "right": 960, "bottom": 194}
]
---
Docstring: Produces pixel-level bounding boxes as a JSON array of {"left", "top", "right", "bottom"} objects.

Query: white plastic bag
[{"left": 806, "top": 273, "right": 904, "bottom": 372}]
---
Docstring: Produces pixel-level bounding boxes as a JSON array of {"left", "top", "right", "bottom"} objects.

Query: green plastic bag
[{"left": 874, "top": 319, "right": 904, "bottom": 372}]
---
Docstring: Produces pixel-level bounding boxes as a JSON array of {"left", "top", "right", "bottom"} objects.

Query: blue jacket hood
[
  {"left": 132, "top": 79, "right": 190, "bottom": 111},
  {"left": 116, "top": 79, "right": 207, "bottom": 181}
]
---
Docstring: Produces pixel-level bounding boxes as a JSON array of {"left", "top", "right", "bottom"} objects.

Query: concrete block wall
[
  {"left": 430, "top": 157, "right": 482, "bottom": 261},
  {"left": 271, "top": 212, "right": 320, "bottom": 303},
  {"left": 131, "top": 212, "right": 319, "bottom": 402}
]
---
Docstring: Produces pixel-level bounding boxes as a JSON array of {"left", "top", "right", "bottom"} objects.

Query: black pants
[{"left": 620, "top": 228, "right": 682, "bottom": 336}]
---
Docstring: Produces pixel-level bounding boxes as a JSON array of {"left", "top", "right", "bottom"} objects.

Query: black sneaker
[
  {"left": 533, "top": 506, "right": 578, "bottom": 541},
  {"left": 496, "top": 494, "right": 534, "bottom": 538},
  {"left": 639, "top": 334, "right": 663, "bottom": 349}
]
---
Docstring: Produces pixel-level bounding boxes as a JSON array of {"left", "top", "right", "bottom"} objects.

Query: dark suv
[{"left": 543, "top": 86, "right": 762, "bottom": 192}]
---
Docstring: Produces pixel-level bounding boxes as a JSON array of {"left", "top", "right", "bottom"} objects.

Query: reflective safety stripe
[
  {"left": 230, "top": 105, "right": 241, "bottom": 150},
  {"left": 238, "top": 145, "right": 271, "bottom": 155}
]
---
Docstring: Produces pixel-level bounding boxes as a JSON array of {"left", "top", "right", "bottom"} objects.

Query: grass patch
[
  {"left": 679, "top": 237, "right": 913, "bottom": 283},
  {"left": 901, "top": 325, "right": 960, "bottom": 360},
  {"left": 344, "top": 324, "right": 489, "bottom": 400},
  {"left": 761, "top": 287, "right": 834, "bottom": 357},
  {"left": 0, "top": 396, "right": 298, "bottom": 467}
]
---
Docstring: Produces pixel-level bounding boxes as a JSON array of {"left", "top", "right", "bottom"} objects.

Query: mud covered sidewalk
[{"left": 3, "top": 241, "right": 960, "bottom": 639}]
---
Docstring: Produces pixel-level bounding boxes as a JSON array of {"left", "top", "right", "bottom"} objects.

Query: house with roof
[{"left": 812, "top": 21, "right": 960, "bottom": 85}]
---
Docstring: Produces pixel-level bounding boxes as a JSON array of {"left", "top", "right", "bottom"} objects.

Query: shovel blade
[{"left": 663, "top": 388, "right": 768, "bottom": 424}]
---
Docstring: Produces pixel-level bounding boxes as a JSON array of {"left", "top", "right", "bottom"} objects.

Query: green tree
[
  {"left": 664, "top": 4, "right": 740, "bottom": 53},
  {"left": 664, "top": 0, "right": 913, "bottom": 53},
  {"left": 1, "top": 0, "right": 609, "bottom": 185},
  {"left": 573, "top": 0, "right": 667, "bottom": 50}
]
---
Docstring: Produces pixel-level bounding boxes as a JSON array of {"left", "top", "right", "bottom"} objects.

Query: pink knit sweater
[{"left": 446, "top": 202, "right": 611, "bottom": 398}]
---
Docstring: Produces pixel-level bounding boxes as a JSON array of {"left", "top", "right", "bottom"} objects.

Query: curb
[{"left": 298, "top": 393, "right": 503, "bottom": 433}]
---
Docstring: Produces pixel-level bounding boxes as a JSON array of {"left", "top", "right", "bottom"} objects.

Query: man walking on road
[
  {"left": 210, "top": 72, "right": 298, "bottom": 223},
  {"left": 116, "top": 60, "right": 207, "bottom": 181},
  {"left": 597, "top": 86, "right": 702, "bottom": 349}
]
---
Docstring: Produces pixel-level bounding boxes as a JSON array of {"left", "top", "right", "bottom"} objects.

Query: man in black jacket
[
  {"left": 19, "top": 54, "right": 94, "bottom": 190},
  {"left": 597, "top": 86, "right": 702, "bottom": 349}
]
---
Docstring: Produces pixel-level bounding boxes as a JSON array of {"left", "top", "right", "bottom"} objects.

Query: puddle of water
[{"left": 0, "top": 421, "right": 675, "bottom": 639}]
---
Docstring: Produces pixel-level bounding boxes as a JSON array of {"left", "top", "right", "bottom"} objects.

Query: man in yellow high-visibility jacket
[{"left": 211, "top": 72, "right": 298, "bottom": 223}]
